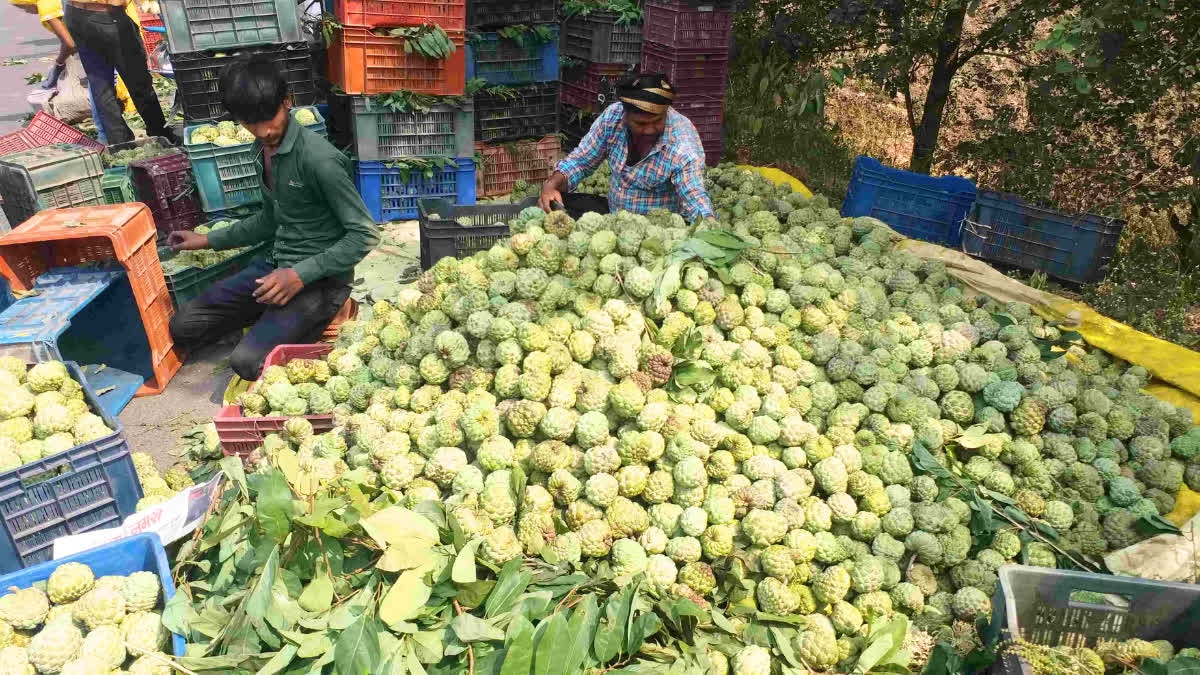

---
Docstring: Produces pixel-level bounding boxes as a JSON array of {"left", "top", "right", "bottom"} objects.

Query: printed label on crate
[{"left": 51, "top": 473, "right": 224, "bottom": 559}]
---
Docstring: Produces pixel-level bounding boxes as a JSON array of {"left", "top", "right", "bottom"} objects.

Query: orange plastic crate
[
  {"left": 328, "top": 25, "right": 465, "bottom": 95},
  {"left": 475, "top": 135, "right": 561, "bottom": 198},
  {"left": 0, "top": 204, "right": 181, "bottom": 395},
  {"left": 336, "top": 0, "right": 465, "bottom": 31},
  {"left": 322, "top": 297, "right": 358, "bottom": 342}
]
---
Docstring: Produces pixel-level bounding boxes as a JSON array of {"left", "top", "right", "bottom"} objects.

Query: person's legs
[
  {"left": 77, "top": 45, "right": 114, "bottom": 144},
  {"left": 229, "top": 279, "right": 351, "bottom": 381},
  {"left": 169, "top": 259, "right": 274, "bottom": 352},
  {"left": 111, "top": 10, "right": 174, "bottom": 141},
  {"left": 64, "top": 8, "right": 134, "bottom": 144}
]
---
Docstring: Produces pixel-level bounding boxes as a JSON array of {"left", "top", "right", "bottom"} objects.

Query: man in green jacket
[{"left": 167, "top": 56, "right": 379, "bottom": 381}]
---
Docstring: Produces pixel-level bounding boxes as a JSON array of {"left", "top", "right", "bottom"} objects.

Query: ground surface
[{"left": 0, "top": 2, "right": 56, "bottom": 134}]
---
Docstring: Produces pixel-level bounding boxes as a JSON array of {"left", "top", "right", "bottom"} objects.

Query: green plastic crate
[
  {"left": 101, "top": 168, "right": 135, "bottom": 205},
  {"left": 159, "top": 240, "right": 270, "bottom": 308},
  {"left": 0, "top": 144, "right": 104, "bottom": 225}
]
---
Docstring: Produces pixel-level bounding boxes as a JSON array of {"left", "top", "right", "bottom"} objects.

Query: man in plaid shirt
[{"left": 539, "top": 73, "right": 715, "bottom": 222}]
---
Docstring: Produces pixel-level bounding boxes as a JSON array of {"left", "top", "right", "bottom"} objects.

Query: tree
[{"left": 745, "top": 0, "right": 1075, "bottom": 173}]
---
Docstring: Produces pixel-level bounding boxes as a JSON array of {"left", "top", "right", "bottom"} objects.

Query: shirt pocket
[{"left": 628, "top": 167, "right": 672, "bottom": 194}]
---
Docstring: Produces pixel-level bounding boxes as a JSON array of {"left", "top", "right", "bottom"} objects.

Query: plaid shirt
[{"left": 557, "top": 103, "right": 715, "bottom": 221}]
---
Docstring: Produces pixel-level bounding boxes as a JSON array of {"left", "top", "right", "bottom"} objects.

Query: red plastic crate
[
  {"left": 141, "top": 18, "right": 164, "bottom": 69},
  {"left": 639, "top": 42, "right": 729, "bottom": 97},
  {"left": 475, "top": 135, "right": 561, "bottom": 198},
  {"left": 642, "top": 0, "right": 733, "bottom": 51},
  {"left": 129, "top": 152, "right": 202, "bottom": 234},
  {"left": 0, "top": 204, "right": 181, "bottom": 395},
  {"left": 23, "top": 112, "right": 104, "bottom": 152},
  {"left": 672, "top": 95, "right": 723, "bottom": 144},
  {"left": 336, "top": 0, "right": 465, "bottom": 31},
  {"left": 560, "top": 62, "right": 630, "bottom": 112},
  {"left": 0, "top": 131, "right": 35, "bottom": 158},
  {"left": 215, "top": 343, "right": 335, "bottom": 458},
  {"left": 329, "top": 25, "right": 466, "bottom": 95}
]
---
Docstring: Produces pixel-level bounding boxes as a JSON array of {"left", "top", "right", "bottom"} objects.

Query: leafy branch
[
  {"left": 384, "top": 157, "right": 458, "bottom": 182},
  {"left": 386, "top": 24, "right": 457, "bottom": 60},
  {"left": 372, "top": 89, "right": 469, "bottom": 113}
]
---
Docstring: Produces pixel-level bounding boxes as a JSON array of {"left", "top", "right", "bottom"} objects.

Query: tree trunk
[{"left": 909, "top": 2, "right": 968, "bottom": 174}]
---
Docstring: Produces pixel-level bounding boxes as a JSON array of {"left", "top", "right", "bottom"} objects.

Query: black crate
[
  {"left": 561, "top": 12, "right": 643, "bottom": 65},
  {"left": 418, "top": 197, "right": 535, "bottom": 269},
  {"left": 173, "top": 42, "right": 317, "bottom": 123},
  {"left": 468, "top": 0, "right": 556, "bottom": 28},
  {"left": 474, "top": 82, "right": 560, "bottom": 144},
  {"left": 559, "top": 103, "right": 597, "bottom": 153}
]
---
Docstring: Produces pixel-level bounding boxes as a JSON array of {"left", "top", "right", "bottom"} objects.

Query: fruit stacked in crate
[
  {"left": 557, "top": 0, "right": 641, "bottom": 152},
  {"left": 466, "top": 9, "right": 562, "bottom": 197},
  {"left": 327, "top": 0, "right": 477, "bottom": 222},
  {"left": 639, "top": 0, "right": 732, "bottom": 164}
]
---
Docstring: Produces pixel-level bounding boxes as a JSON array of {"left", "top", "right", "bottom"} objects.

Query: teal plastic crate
[
  {"left": 351, "top": 98, "right": 474, "bottom": 161},
  {"left": 184, "top": 107, "right": 326, "bottom": 212},
  {"left": 159, "top": 239, "right": 270, "bottom": 308},
  {"left": 0, "top": 144, "right": 104, "bottom": 226},
  {"left": 102, "top": 168, "right": 136, "bottom": 205},
  {"left": 161, "top": 0, "right": 302, "bottom": 53},
  {"left": 0, "top": 533, "right": 185, "bottom": 655}
]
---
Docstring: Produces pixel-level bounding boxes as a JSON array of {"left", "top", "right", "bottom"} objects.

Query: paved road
[{"left": 0, "top": 1, "right": 58, "bottom": 133}]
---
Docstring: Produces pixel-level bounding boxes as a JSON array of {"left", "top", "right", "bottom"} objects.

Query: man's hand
[
  {"left": 253, "top": 268, "right": 304, "bottom": 306},
  {"left": 538, "top": 172, "right": 568, "bottom": 213},
  {"left": 167, "top": 230, "right": 209, "bottom": 251}
]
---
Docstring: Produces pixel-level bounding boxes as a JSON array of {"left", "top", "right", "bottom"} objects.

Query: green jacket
[{"left": 206, "top": 119, "right": 379, "bottom": 285}]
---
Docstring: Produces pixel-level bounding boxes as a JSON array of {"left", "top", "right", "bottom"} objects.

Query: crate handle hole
[
  {"left": 20, "top": 463, "right": 72, "bottom": 489},
  {"left": 1068, "top": 589, "right": 1131, "bottom": 613}
]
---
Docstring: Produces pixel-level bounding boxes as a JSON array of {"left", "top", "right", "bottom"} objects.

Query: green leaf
[
  {"left": 298, "top": 567, "right": 335, "bottom": 613},
  {"left": 533, "top": 612, "right": 571, "bottom": 675},
  {"left": 627, "top": 613, "right": 660, "bottom": 655},
  {"left": 452, "top": 613, "right": 505, "bottom": 643},
  {"left": 452, "top": 539, "right": 482, "bottom": 584},
  {"left": 564, "top": 595, "right": 599, "bottom": 674},
  {"left": 990, "top": 313, "right": 1015, "bottom": 327},
  {"left": 910, "top": 442, "right": 952, "bottom": 480},
  {"left": 829, "top": 67, "right": 845, "bottom": 85},
  {"left": 246, "top": 546, "right": 280, "bottom": 622},
  {"left": 1056, "top": 58, "right": 1075, "bottom": 73},
  {"left": 922, "top": 643, "right": 963, "bottom": 675},
  {"left": 456, "top": 580, "right": 497, "bottom": 609},
  {"left": 334, "top": 613, "right": 381, "bottom": 675},
  {"left": 1137, "top": 513, "right": 1182, "bottom": 536},
  {"left": 500, "top": 618, "right": 535, "bottom": 675},
  {"left": 380, "top": 570, "right": 432, "bottom": 628},
  {"left": 486, "top": 559, "right": 532, "bottom": 618},
  {"left": 253, "top": 471, "right": 294, "bottom": 542},
  {"left": 672, "top": 362, "right": 715, "bottom": 388},
  {"left": 258, "top": 644, "right": 299, "bottom": 675}
]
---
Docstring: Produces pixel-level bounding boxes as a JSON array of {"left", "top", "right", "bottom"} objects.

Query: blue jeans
[
  {"left": 78, "top": 45, "right": 114, "bottom": 144},
  {"left": 168, "top": 258, "right": 351, "bottom": 380}
]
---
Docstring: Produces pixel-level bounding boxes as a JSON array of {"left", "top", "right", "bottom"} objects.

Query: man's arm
[
  {"left": 205, "top": 204, "right": 276, "bottom": 251},
  {"left": 556, "top": 105, "right": 620, "bottom": 191},
  {"left": 291, "top": 158, "right": 380, "bottom": 286},
  {"left": 672, "top": 153, "right": 716, "bottom": 222}
]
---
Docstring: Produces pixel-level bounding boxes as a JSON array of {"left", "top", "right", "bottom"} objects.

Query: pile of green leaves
[
  {"left": 383, "top": 157, "right": 459, "bottom": 183},
  {"left": 469, "top": 25, "right": 556, "bottom": 50},
  {"left": 386, "top": 25, "right": 457, "bottom": 60},
  {"left": 372, "top": 90, "right": 470, "bottom": 114},
  {"left": 561, "top": 0, "right": 642, "bottom": 24}
]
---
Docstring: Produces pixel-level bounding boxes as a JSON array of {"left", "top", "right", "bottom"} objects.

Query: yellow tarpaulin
[{"left": 746, "top": 165, "right": 1200, "bottom": 524}]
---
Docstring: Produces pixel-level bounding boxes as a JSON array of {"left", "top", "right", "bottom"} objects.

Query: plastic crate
[
  {"left": 173, "top": 43, "right": 317, "bottom": 123},
  {"left": 642, "top": 0, "right": 733, "bottom": 51},
  {"left": 418, "top": 197, "right": 531, "bottom": 268},
  {"left": 159, "top": 240, "right": 269, "bottom": 307},
  {"left": 160, "top": 0, "right": 302, "bottom": 53},
  {"left": 639, "top": 42, "right": 729, "bottom": 97},
  {"left": 328, "top": 26, "right": 466, "bottom": 96},
  {"left": 322, "top": 297, "right": 358, "bottom": 342},
  {"left": 475, "top": 135, "right": 561, "bottom": 198},
  {"left": 988, "top": 565, "right": 1200, "bottom": 675},
  {"left": 22, "top": 111, "right": 104, "bottom": 153},
  {"left": 475, "top": 82, "right": 560, "bottom": 143},
  {"left": 130, "top": 152, "right": 203, "bottom": 235},
  {"left": 350, "top": 97, "right": 474, "bottom": 161},
  {"left": 560, "top": 61, "right": 630, "bottom": 111},
  {"left": 356, "top": 158, "right": 476, "bottom": 223},
  {"left": 841, "top": 155, "right": 978, "bottom": 248},
  {"left": 215, "top": 343, "right": 335, "bottom": 457},
  {"left": 0, "top": 130, "right": 35, "bottom": 157},
  {"left": 0, "top": 361, "right": 138, "bottom": 571},
  {"left": 466, "top": 27, "right": 559, "bottom": 85},
  {"left": 0, "top": 204, "right": 181, "bottom": 396},
  {"left": 141, "top": 16, "right": 165, "bottom": 66},
  {"left": 963, "top": 190, "right": 1125, "bottom": 285},
  {"left": 335, "top": 0, "right": 465, "bottom": 31},
  {"left": 560, "top": 103, "right": 597, "bottom": 152},
  {"left": 102, "top": 169, "right": 136, "bottom": 205},
  {"left": 0, "top": 534, "right": 186, "bottom": 653},
  {"left": 673, "top": 95, "right": 723, "bottom": 145},
  {"left": 0, "top": 144, "right": 105, "bottom": 227},
  {"left": 560, "top": 12, "right": 642, "bottom": 65},
  {"left": 468, "top": 0, "right": 555, "bottom": 28}
]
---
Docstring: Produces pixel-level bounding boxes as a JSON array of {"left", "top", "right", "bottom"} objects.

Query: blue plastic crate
[
  {"left": 963, "top": 190, "right": 1125, "bottom": 285},
  {"left": 0, "top": 361, "right": 140, "bottom": 572},
  {"left": 355, "top": 158, "right": 476, "bottom": 223},
  {"left": 0, "top": 533, "right": 185, "bottom": 655},
  {"left": 0, "top": 267, "right": 148, "bottom": 416},
  {"left": 841, "top": 155, "right": 977, "bottom": 247},
  {"left": 0, "top": 277, "right": 10, "bottom": 314},
  {"left": 466, "top": 27, "right": 559, "bottom": 85}
]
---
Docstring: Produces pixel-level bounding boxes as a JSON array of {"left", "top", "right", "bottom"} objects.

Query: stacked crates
[
  {"left": 467, "top": 4, "right": 562, "bottom": 197},
  {"left": 329, "top": 0, "right": 476, "bottom": 221},
  {"left": 639, "top": 0, "right": 732, "bottom": 164},
  {"left": 558, "top": 4, "right": 640, "bottom": 152}
]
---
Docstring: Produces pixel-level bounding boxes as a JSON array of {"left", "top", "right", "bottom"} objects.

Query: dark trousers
[
  {"left": 169, "top": 259, "right": 351, "bottom": 381},
  {"left": 64, "top": 6, "right": 171, "bottom": 145}
]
